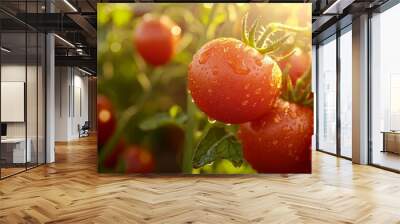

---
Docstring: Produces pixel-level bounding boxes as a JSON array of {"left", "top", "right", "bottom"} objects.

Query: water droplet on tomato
[
  {"left": 208, "top": 118, "right": 216, "bottom": 124},
  {"left": 255, "top": 59, "right": 263, "bottom": 67},
  {"left": 227, "top": 59, "right": 249, "bottom": 76},
  {"left": 212, "top": 69, "right": 218, "bottom": 76},
  {"left": 273, "top": 115, "right": 281, "bottom": 123},
  {"left": 207, "top": 89, "right": 212, "bottom": 93},
  {"left": 272, "top": 140, "right": 278, "bottom": 145},
  {"left": 244, "top": 84, "right": 250, "bottom": 90},
  {"left": 255, "top": 88, "right": 261, "bottom": 95},
  {"left": 241, "top": 100, "right": 248, "bottom": 106},
  {"left": 289, "top": 111, "right": 297, "bottom": 119},
  {"left": 199, "top": 48, "right": 213, "bottom": 64}
]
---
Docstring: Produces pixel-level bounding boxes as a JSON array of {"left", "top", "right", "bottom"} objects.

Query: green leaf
[
  {"left": 192, "top": 127, "right": 244, "bottom": 168},
  {"left": 224, "top": 124, "right": 239, "bottom": 134},
  {"left": 241, "top": 13, "right": 249, "bottom": 44},
  {"left": 139, "top": 112, "right": 187, "bottom": 131},
  {"left": 112, "top": 5, "right": 132, "bottom": 27},
  {"left": 248, "top": 17, "right": 259, "bottom": 47}
]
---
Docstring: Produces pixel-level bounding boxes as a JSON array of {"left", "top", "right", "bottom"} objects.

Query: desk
[
  {"left": 1, "top": 138, "right": 31, "bottom": 163},
  {"left": 381, "top": 131, "right": 400, "bottom": 154}
]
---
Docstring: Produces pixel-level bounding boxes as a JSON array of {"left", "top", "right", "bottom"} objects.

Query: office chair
[{"left": 79, "top": 121, "right": 90, "bottom": 138}]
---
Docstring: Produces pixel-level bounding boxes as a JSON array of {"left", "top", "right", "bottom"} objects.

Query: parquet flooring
[
  {"left": 1, "top": 135, "right": 400, "bottom": 223},
  {"left": 1, "top": 167, "right": 26, "bottom": 178}
]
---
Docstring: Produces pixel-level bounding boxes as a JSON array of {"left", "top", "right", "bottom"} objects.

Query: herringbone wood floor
[{"left": 1, "top": 136, "right": 400, "bottom": 224}]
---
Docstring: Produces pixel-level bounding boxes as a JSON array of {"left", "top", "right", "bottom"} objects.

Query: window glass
[
  {"left": 317, "top": 36, "right": 337, "bottom": 154},
  {"left": 371, "top": 4, "right": 400, "bottom": 171},
  {"left": 339, "top": 28, "right": 352, "bottom": 158}
]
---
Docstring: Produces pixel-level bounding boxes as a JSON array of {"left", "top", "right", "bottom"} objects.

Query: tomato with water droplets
[
  {"left": 278, "top": 48, "right": 311, "bottom": 85},
  {"left": 103, "top": 139, "right": 126, "bottom": 169},
  {"left": 134, "top": 15, "right": 181, "bottom": 66},
  {"left": 120, "top": 146, "right": 155, "bottom": 173},
  {"left": 97, "top": 95, "right": 116, "bottom": 146},
  {"left": 238, "top": 99, "right": 313, "bottom": 173},
  {"left": 188, "top": 38, "right": 282, "bottom": 124}
]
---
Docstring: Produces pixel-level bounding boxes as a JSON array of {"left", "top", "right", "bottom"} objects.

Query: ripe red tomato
[
  {"left": 188, "top": 38, "right": 282, "bottom": 124},
  {"left": 97, "top": 95, "right": 116, "bottom": 146},
  {"left": 278, "top": 48, "right": 311, "bottom": 85},
  {"left": 103, "top": 139, "right": 126, "bottom": 169},
  {"left": 238, "top": 99, "right": 313, "bottom": 173},
  {"left": 121, "top": 146, "right": 155, "bottom": 173},
  {"left": 134, "top": 15, "right": 181, "bottom": 66}
]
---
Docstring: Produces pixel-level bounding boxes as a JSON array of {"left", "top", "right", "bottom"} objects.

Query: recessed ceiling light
[
  {"left": 78, "top": 67, "right": 93, "bottom": 76},
  {"left": 54, "top": 34, "right": 75, "bottom": 48},
  {"left": 323, "top": 0, "right": 354, "bottom": 15},
  {"left": 1, "top": 47, "right": 11, "bottom": 53},
  {"left": 63, "top": 0, "right": 78, "bottom": 12}
]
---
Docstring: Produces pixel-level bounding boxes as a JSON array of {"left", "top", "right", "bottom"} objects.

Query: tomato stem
[
  {"left": 281, "top": 68, "right": 313, "bottom": 108},
  {"left": 248, "top": 17, "right": 259, "bottom": 47},
  {"left": 182, "top": 95, "right": 197, "bottom": 173},
  {"left": 257, "top": 34, "right": 292, "bottom": 54},
  {"left": 272, "top": 48, "right": 297, "bottom": 62},
  {"left": 181, "top": 4, "right": 219, "bottom": 173},
  {"left": 241, "top": 13, "right": 249, "bottom": 45},
  {"left": 255, "top": 26, "right": 270, "bottom": 48},
  {"left": 240, "top": 15, "right": 310, "bottom": 55},
  {"left": 267, "top": 23, "right": 310, "bottom": 36},
  {"left": 99, "top": 68, "right": 161, "bottom": 166}
]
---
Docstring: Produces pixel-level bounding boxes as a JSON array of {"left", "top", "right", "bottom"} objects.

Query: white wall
[
  {"left": 55, "top": 67, "right": 69, "bottom": 141},
  {"left": 54, "top": 67, "right": 89, "bottom": 141},
  {"left": 1, "top": 63, "right": 46, "bottom": 164},
  {"left": 1, "top": 65, "right": 33, "bottom": 138},
  {"left": 1, "top": 65, "right": 26, "bottom": 141}
]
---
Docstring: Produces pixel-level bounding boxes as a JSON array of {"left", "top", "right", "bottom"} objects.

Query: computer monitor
[{"left": 1, "top": 123, "right": 7, "bottom": 137}]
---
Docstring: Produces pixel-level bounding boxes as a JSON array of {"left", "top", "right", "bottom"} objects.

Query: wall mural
[{"left": 97, "top": 3, "right": 313, "bottom": 174}]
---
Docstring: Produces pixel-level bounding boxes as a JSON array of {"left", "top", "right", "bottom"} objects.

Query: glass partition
[
  {"left": 1, "top": 30, "right": 28, "bottom": 177},
  {"left": 0, "top": 1, "right": 46, "bottom": 179}
]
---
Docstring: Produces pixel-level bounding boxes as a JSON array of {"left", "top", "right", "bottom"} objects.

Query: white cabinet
[{"left": 1, "top": 138, "right": 32, "bottom": 163}]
